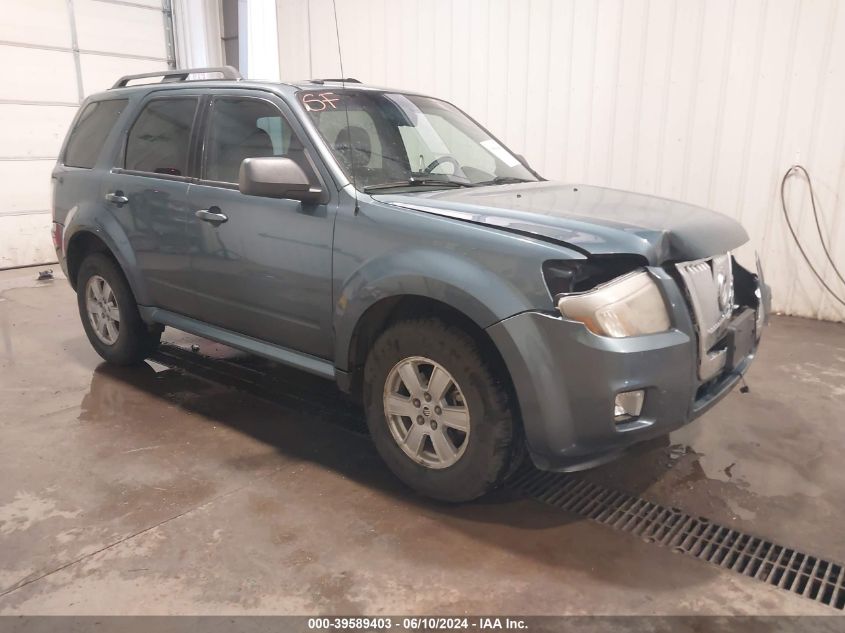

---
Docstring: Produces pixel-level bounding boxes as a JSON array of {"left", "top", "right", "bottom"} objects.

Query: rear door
[
  {"left": 53, "top": 96, "right": 130, "bottom": 252},
  {"left": 105, "top": 93, "right": 201, "bottom": 316},
  {"left": 186, "top": 90, "right": 336, "bottom": 359}
]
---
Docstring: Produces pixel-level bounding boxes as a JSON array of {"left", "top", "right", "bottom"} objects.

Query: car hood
[{"left": 374, "top": 181, "right": 748, "bottom": 264}]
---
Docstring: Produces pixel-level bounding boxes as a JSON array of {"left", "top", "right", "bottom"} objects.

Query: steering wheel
[{"left": 424, "top": 155, "right": 461, "bottom": 175}]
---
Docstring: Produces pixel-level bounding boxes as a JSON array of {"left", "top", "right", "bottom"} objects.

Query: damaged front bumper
[{"left": 487, "top": 263, "right": 770, "bottom": 472}]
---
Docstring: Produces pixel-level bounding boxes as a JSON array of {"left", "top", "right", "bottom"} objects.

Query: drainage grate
[
  {"left": 149, "top": 344, "right": 845, "bottom": 610},
  {"left": 510, "top": 468, "right": 845, "bottom": 611}
]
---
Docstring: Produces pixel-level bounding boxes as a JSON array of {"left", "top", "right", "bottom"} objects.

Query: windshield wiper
[
  {"left": 363, "top": 178, "right": 475, "bottom": 193},
  {"left": 475, "top": 176, "right": 533, "bottom": 186}
]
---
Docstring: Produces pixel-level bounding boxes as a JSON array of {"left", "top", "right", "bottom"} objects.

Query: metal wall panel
[
  {"left": 0, "top": 214, "right": 59, "bottom": 271},
  {"left": 74, "top": 0, "right": 168, "bottom": 58},
  {"left": 0, "top": 161, "right": 55, "bottom": 215},
  {"left": 0, "top": 0, "right": 174, "bottom": 269},
  {"left": 0, "top": 47, "right": 79, "bottom": 103},
  {"left": 0, "top": 0, "right": 73, "bottom": 48},
  {"left": 277, "top": 0, "right": 845, "bottom": 321},
  {"left": 0, "top": 105, "right": 78, "bottom": 158}
]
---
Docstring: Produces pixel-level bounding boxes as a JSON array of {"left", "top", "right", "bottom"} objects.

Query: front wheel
[
  {"left": 76, "top": 253, "right": 161, "bottom": 365},
  {"left": 363, "top": 318, "right": 521, "bottom": 502}
]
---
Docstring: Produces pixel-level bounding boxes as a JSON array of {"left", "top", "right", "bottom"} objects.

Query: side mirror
[{"left": 239, "top": 157, "right": 321, "bottom": 202}]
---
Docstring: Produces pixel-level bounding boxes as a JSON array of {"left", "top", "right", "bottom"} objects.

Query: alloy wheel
[
  {"left": 85, "top": 275, "right": 120, "bottom": 345},
  {"left": 383, "top": 356, "right": 470, "bottom": 469}
]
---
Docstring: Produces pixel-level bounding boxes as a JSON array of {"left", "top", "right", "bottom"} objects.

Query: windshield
[{"left": 298, "top": 89, "right": 539, "bottom": 191}]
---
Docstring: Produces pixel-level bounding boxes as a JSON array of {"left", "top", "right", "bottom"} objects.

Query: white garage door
[{"left": 0, "top": 0, "right": 174, "bottom": 269}]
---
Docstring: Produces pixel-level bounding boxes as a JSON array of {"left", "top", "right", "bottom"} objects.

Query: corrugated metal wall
[
  {"left": 277, "top": 0, "right": 845, "bottom": 322},
  {"left": 0, "top": 0, "right": 173, "bottom": 270}
]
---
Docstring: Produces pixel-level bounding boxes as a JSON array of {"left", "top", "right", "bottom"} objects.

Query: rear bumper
[{"left": 486, "top": 267, "right": 764, "bottom": 472}]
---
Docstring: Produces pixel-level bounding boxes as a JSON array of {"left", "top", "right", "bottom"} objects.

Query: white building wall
[
  {"left": 243, "top": 0, "right": 281, "bottom": 79},
  {"left": 172, "top": 0, "right": 225, "bottom": 69},
  {"left": 0, "top": 0, "right": 172, "bottom": 270},
  {"left": 277, "top": 0, "right": 845, "bottom": 322}
]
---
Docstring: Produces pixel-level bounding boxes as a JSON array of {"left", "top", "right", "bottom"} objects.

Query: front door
[{"left": 186, "top": 93, "right": 335, "bottom": 359}]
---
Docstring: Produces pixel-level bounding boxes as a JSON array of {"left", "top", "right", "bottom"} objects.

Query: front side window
[
  {"left": 204, "top": 97, "right": 314, "bottom": 184},
  {"left": 125, "top": 98, "right": 198, "bottom": 176},
  {"left": 298, "top": 90, "right": 537, "bottom": 191},
  {"left": 64, "top": 99, "right": 128, "bottom": 169}
]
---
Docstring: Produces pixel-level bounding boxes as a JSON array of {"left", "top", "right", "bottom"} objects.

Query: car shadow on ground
[{"left": 76, "top": 342, "right": 706, "bottom": 593}]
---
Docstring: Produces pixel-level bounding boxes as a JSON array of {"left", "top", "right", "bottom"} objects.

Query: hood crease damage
[{"left": 377, "top": 181, "right": 749, "bottom": 264}]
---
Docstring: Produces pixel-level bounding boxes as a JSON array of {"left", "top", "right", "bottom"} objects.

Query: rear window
[
  {"left": 125, "top": 98, "right": 198, "bottom": 177},
  {"left": 63, "top": 99, "right": 128, "bottom": 169}
]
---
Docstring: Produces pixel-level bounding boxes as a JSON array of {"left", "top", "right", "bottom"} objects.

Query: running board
[{"left": 139, "top": 307, "right": 336, "bottom": 380}]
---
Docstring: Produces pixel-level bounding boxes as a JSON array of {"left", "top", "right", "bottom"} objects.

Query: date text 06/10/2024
[{"left": 306, "top": 617, "right": 528, "bottom": 630}]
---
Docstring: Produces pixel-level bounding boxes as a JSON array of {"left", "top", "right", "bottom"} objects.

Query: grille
[
  {"left": 675, "top": 254, "right": 734, "bottom": 381},
  {"left": 510, "top": 469, "right": 845, "bottom": 611}
]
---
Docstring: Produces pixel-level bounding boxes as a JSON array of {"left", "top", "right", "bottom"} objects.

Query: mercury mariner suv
[{"left": 52, "top": 66, "right": 771, "bottom": 501}]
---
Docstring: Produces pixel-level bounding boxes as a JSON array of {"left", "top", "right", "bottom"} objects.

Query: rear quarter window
[{"left": 63, "top": 99, "right": 128, "bottom": 169}]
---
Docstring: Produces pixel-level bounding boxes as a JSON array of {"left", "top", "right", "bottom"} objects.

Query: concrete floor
[{"left": 1, "top": 266, "right": 844, "bottom": 615}]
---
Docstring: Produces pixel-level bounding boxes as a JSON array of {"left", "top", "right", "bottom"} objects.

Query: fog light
[{"left": 614, "top": 390, "right": 644, "bottom": 422}]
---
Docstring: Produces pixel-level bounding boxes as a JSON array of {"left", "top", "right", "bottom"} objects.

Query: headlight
[{"left": 556, "top": 271, "right": 671, "bottom": 338}]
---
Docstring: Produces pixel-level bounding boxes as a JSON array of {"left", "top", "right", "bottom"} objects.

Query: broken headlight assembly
[{"left": 544, "top": 260, "right": 672, "bottom": 338}]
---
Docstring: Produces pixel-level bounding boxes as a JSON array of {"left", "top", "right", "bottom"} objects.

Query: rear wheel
[
  {"left": 363, "top": 318, "right": 521, "bottom": 502},
  {"left": 76, "top": 253, "right": 161, "bottom": 365}
]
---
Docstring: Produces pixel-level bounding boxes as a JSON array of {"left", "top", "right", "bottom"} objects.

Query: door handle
[
  {"left": 195, "top": 207, "right": 228, "bottom": 224},
  {"left": 105, "top": 191, "right": 129, "bottom": 205}
]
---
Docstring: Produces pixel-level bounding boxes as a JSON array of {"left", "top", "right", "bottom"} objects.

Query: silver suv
[{"left": 51, "top": 67, "right": 770, "bottom": 501}]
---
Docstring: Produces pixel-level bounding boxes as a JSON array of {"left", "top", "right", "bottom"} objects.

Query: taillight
[{"left": 51, "top": 222, "right": 63, "bottom": 252}]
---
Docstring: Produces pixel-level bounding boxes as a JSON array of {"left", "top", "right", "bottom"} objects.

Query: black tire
[
  {"left": 363, "top": 318, "right": 521, "bottom": 502},
  {"left": 76, "top": 252, "right": 161, "bottom": 365}
]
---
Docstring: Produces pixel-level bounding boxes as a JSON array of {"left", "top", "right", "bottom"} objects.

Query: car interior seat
[
  {"left": 334, "top": 125, "right": 372, "bottom": 172},
  {"left": 214, "top": 125, "right": 275, "bottom": 183}
]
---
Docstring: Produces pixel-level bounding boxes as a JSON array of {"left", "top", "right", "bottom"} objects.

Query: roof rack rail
[
  {"left": 309, "top": 78, "right": 362, "bottom": 85},
  {"left": 111, "top": 66, "right": 242, "bottom": 89}
]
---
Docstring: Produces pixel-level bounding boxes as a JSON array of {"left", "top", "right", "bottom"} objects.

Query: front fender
[
  {"left": 64, "top": 203, "right": 151, "bottom": 305},
  {"left": 333, "top": 248, "right": 536, "bottom": 372}
]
